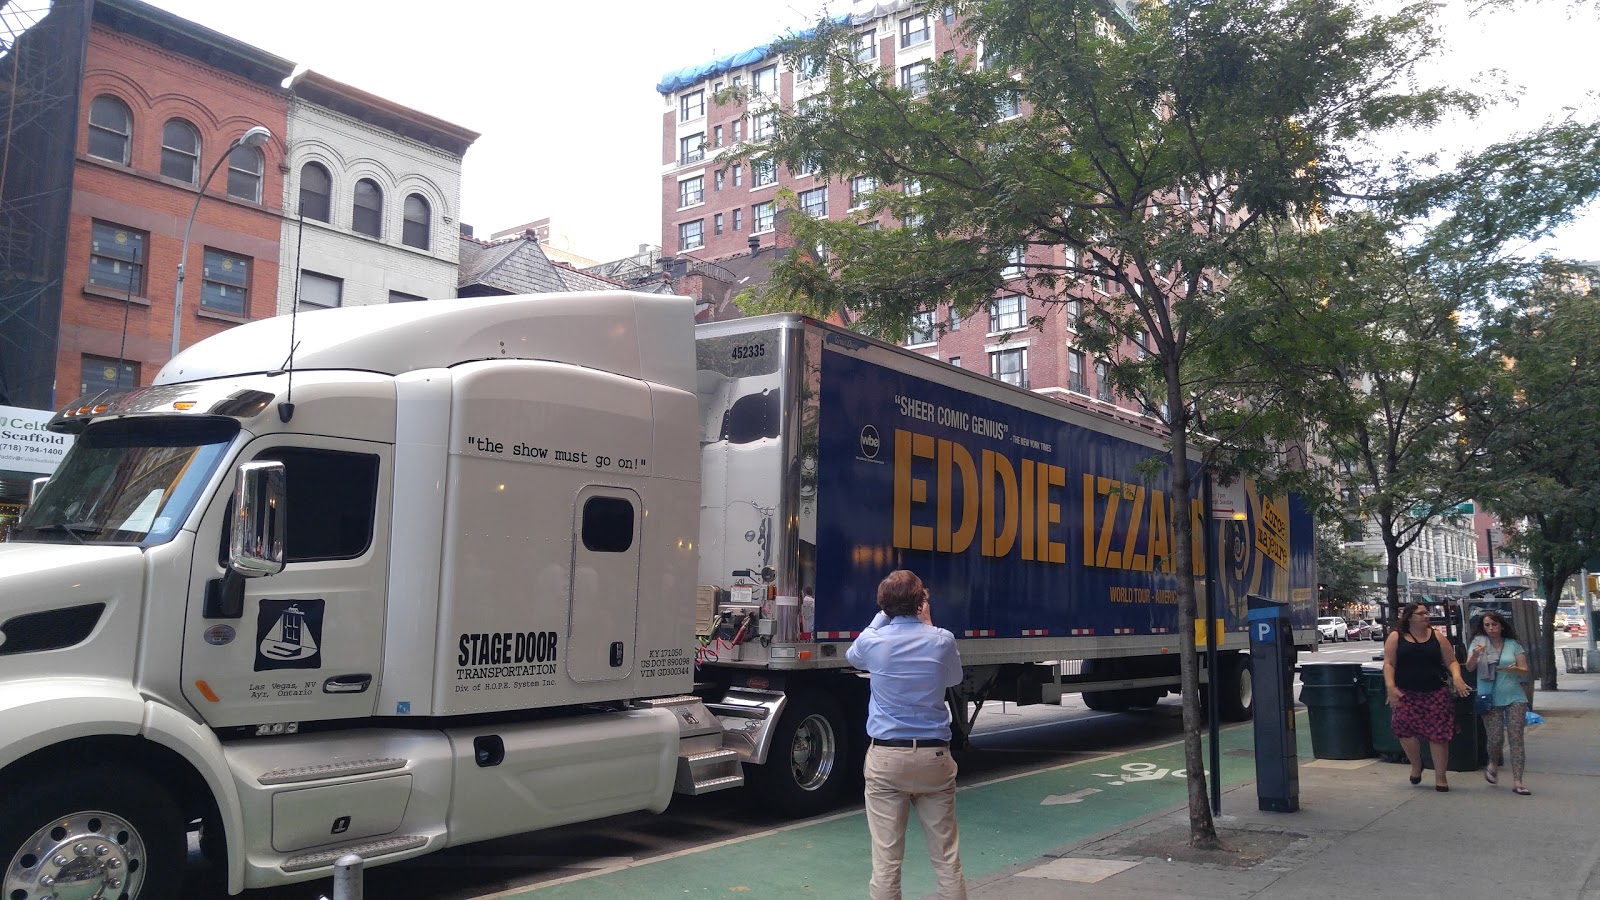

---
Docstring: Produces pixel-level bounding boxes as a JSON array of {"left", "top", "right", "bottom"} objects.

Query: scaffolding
[{"left": 0, "top": 0, "right": 91, "bottom": 409}]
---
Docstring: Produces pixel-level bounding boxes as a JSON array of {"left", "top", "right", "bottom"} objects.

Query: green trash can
[
  {"left": 1299, "top": 663, "right": 1373, "bottom": 759},
  {"left": 1418, "top": 693, "right": 1489, "bottom": 772},
  {"left": 1362, "top": 666, "right": 1403, "bottom": 762}
]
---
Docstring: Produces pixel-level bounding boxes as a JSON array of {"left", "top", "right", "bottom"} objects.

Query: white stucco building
[{"left": 277, "top": 71, "right": 479, "bottom": 311}]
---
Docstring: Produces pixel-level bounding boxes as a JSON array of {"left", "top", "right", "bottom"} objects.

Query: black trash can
[
  {"left": 1419, "top": 693, "right": 1488, "bottom": 772},
  {"left": 1299, "top": 663, "right": 1373, "bottom": 760},
  {"left": 1362, "top": 666, "right": 1403, "bottom": 762}
]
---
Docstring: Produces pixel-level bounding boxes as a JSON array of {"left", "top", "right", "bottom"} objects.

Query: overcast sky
[{"left": 143, "top": 0, "right": 1597, "bottom": 263}]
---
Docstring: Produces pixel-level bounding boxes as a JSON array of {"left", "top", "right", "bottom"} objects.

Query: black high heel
[{"left": 1408, "top": 774, "right": 1422, "bottom": 785}]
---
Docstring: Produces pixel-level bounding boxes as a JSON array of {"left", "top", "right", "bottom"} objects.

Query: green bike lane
[{"left": 486, "top": 711, "right": 1312, "bottom": 899}]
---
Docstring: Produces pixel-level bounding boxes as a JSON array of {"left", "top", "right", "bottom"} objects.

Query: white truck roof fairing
[{"left": 155, "top": 292, "right": 696, "bottom": 394}]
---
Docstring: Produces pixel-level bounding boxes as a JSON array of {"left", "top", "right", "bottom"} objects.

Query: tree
[
  {"left": 1476, "top": 268, "right": 1600, "bottom": 689},
  {"left": 1214, "top": 213, "right": 1495, "bottom": 627},
  {"left": 1316, "top": 522, "right": 1381, "bottom": 612},
  {"left": 728, "top": 0, "right": 1479, "bottom": 847}
]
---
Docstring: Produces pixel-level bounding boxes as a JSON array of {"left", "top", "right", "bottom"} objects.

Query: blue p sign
[{"left": 1254, "top": 620, "right": 1275, "bottom": 644}]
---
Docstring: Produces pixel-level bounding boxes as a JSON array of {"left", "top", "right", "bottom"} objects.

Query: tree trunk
[
  {"left": 1168, "top": 403, "right": 1219, "bottom": 849},
  {"left": 1539, "top": 570, "right": 1570, "bottom": 691}
]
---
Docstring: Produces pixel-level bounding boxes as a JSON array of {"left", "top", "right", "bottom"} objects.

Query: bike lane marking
[{"left": 483, "top": 711, "right": 1312, "bottom": 899}]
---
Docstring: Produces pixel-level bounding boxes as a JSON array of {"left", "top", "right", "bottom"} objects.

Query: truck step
[
  {"left": 282, "top": 834, "right": 428, "bottom": 872},
  {"left": 675, "top": 748, "right": 744, "bottom": 795},
  {"left": 258, "top": 757, "right": 408, "bottom": 785}
]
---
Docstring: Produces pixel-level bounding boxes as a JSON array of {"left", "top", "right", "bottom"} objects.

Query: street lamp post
[{"left": 171, "top": 125, "right": 273, "bottom": 359}]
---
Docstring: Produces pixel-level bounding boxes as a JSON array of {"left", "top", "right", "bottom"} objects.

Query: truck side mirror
[
  {"left": 231, "top": 461, "right": 286, "bottom": 577},
  {"left": 29, "top": 477, "right": 48, "bottom": 505}
]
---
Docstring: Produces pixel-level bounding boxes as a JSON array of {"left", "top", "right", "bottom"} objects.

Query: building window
[
  {"left": 714, "top": 213, "right": 724, "bottom": 235},
  {"left": 679, "top": 176, "right": 704, "bottom": 208},
  {"left": 733, "top": 208, "right": 743, "bottom": 231},
  {"left": 679, "top": 219, "right": 704, "bottom": 251},
  {"left": 753, "top": 65, "right": 778, "bottom": 96},
  {"left": 1001, "top": 245, "right": 1025, "bottom": 279},
  {"left": 907, "top": 310, "right": 936, "bottom": 345},
  {"left": 732, "top": 119, "right": 744, "bottom": 142},
  {"left": 943, "top": 4, "right": 955, "bottom": 24},
  {"left": 902, "top": 211, "right": 926, "bottom": 231},
  {"left": 753, "top": 158, "right": 776, "bottom": 187},
  {"left": 996, "top": 89, "right": 1021, "bottom": 119},
  {"left": 900, "top": 61, "right": 929, "bottom": 96},
  {"left": 87, "top": 95, "right": 131, "bottom": 164},
  {"left": 949, "top": 308, "right": 961, "bottom": 331},
  {"left": 753, "top": 201, "right": 775, "bottom": 233},
  {"left": 904, "top": 177, "right": 922, "bottom": 196},
  {"left": 88, "top": 222, "right": 146, "bottom": 293},
  {"left": 990, "top": 348, "right": 1027, "bottom": 388},
  {"left": 900, "top": 12, "right": 931, "bottom": 47},
  {"left": 200, "top": 248, "right": 250, "bottom": 316},
  {"left": 854, "top": 29, "right": 877, "bottom": 63},
  {"left": 1067, "top": 296, "right": 1082, "bottom": 327},
  {"left": 299, "top": 162, "right": 332, "bottom": 222},
  {"left": 680, "top": 89, "right": 704, "bottom": 121},
  {"left": 403, "top": 194, "right": 431, "bottom": 250},
  {"left": 389, "top": 291, "right": 425, "bottom": 303},
  {"left": 733, "top": 164, "right": 743, "bottom": 187},
  {"left": 1068, "top": 349, "right": 1086, "bottom": 393},
  {"left": 752, "top": 111, "right": 775, "bottom": 142},
  {"left": 990, "top": 294, "right": 1024, "bottom": 332},
  {"left": 226, "top": 145, "right": 264, "bottom": 202},
  {"left": 81, "top": 355, "right": 137, "bottom": 395},
  {"left": 714, "top": 170, "right": 724, "bottom": 192},
  {"left": 713, "top": 124, "right": 723, "bottom": 147},
  {"left": 948, "top": 356, "right": 961, "bottom": 368},
  {"left": 1096, "top": 361, "right": 1114, "bottom": 402},
  {"left": 353, "top": 178, "right": 383, "bottom": 238},
  {"left": 799, "top": 186, "right": 828, "bottom": 218},
  {"left": 160, "top": 119, "right": 200, "bottom": 183},
  {"left": 299, "top": 270, "right": 343, "bottom": 309},
  {"left": 679, "top": 132, "right": 704, "bottom": 164},
  {"left": 850, "top": 175, "right": 876, "bottom": 208}
]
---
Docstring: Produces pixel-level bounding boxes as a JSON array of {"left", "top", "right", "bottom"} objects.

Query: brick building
[
  {"left": 277, "top": 71, "right": 478, "bottom": 311},
  {"left": 64, "top": 0, "right": 292, "bottom": 400},
  {"left": 657, "top": 0, "right": 1160, "bottom": 426}
]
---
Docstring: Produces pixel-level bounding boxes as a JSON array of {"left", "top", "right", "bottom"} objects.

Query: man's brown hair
[{"left": 877, "top": 569, "right": 926, "bottom": 618}]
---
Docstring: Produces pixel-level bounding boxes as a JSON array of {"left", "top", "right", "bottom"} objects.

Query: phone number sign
[{"left": 0, "top": 405, "right": 74, "bottom": 475}]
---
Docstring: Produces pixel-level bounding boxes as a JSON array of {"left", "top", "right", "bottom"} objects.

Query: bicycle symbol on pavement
[{"left": 1093, "top": 762, "right": 1200, "bottom": 785}]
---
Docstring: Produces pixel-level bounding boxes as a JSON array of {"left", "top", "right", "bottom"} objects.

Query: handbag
[{"left": 1473, "top": 691, "right": 1494, "bottom": 716}]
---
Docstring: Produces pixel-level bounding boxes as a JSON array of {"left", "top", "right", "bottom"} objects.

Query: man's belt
[{"left": 870, "top": 737, "right": 948, "bottom": 748}]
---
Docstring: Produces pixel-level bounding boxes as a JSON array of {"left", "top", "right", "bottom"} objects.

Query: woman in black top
[{"left": 1383, "top": 602, "right": 1470, "bottom": 791}]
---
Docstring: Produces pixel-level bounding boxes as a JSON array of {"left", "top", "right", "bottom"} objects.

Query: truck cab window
[
  {"left": 251, "top": 447, "right": 379, "bottom": 561},
  {"left": 581, "top": 496, "right": 634, "bottom": 553}
]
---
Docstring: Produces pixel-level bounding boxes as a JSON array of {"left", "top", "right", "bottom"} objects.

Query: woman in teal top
[{"left": 1466, "top": 611, "right": 1532, "bottom": 795}]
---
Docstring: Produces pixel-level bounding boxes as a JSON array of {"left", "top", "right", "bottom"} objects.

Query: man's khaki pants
[{"left": 863, "top": 743, "right": 966, "bottom": 899}]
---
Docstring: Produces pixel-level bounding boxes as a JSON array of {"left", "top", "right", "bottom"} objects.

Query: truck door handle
[{"left": 322, "top": 674, "right": 372, "bottom": 694}]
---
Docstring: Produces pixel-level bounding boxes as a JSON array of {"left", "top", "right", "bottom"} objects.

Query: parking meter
[{"left": 1248, "top": 593, "right": 1299, "bottom": 812}]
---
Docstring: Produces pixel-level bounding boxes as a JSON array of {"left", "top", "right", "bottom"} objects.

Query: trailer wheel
[
  {"left": 1216, "top": 654, "right": 1255, "bottom": 722},
  {"left": 751, "top": 690, "right": 848, "bottom": 816},
  {"left": 1, "top": 767, "right": 186, "bottom": 900}
]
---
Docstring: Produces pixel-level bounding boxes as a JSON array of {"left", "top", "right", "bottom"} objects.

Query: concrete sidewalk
[{"left": 968, "top": 669, "right": 1600, "bottom": 900}]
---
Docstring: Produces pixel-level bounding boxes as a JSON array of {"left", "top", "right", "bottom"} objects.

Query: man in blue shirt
[{"left": 846, "top": 569, "right": 967, "bottom": 900}]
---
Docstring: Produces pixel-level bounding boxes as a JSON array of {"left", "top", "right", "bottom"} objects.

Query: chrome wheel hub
[
  {"left": 790, "top": 713, "right": 837, "bottom": 791},
  {"left": 5, "top": 810, "right": 146, "bottom": 900}
]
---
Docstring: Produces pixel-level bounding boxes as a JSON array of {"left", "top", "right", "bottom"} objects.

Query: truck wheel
[
  {"left": 751, "top": 690, "right": 848, "bottom": 817},
  {"left": 1081, "top": 690, "right": 1130, "bottom": 712},
  {"left": 1, "top": 768, "right": 186, "bottom": 899},
  {"left": 1217, "top": 655, "right": 1254, "bottom": 722}
]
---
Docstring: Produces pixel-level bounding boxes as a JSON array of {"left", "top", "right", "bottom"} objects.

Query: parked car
[
  {"left": 1317, "top": 616, "right": 1349, "bottom": 642},
  {"left": 1347, "top": 620, "right": 1372, "bottom": 640},
  {"left": 1370, "top": 620, "right": 1386, "bottom": 640}
]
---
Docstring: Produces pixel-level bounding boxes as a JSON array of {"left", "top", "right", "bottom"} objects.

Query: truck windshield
[{"left": 13, "top": 416, "right": 239, "bottom": 546}]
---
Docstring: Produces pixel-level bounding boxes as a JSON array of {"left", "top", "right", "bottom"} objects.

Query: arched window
[
  {"left": 160, "top": 119, "right": 200, "bottom": 183},
  {"left": 352, "top": 178, "right": 383, "bottom": 238},
  {"left": 87, "top": 95, "right": 132, "bottom": 164},
  {"left": 299, "top": 162, "right": 331, "bottom": 222},
  {"left": 402, "top": 194, "right": 430, "bottom": 250},
  {"left": 226, "top": 145, "right": 264, "bottom": 202}
]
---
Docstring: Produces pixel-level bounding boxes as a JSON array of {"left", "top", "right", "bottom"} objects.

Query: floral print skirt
[{"left": 1391, "top": 685, "right": 1457, "bottom": 743}]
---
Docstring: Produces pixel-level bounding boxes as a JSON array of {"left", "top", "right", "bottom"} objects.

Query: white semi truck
[{"left": 0, "top": 292, "right": 1313, "bottom": 897}]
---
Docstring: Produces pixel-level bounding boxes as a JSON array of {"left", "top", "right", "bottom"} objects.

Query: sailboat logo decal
[{"left": 254, "top": 599, "right": 325, "bottom": 671}]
